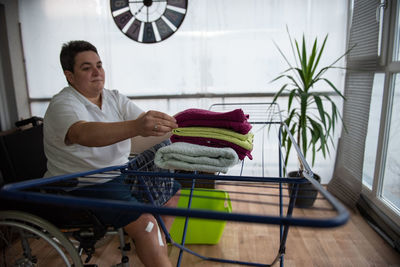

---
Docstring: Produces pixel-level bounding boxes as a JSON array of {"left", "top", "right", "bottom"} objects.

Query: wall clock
[{"left": 110, "top": 0, "right": 188, "bottom": 43}]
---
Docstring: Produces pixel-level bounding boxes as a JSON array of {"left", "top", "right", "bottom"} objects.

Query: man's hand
[{"left": 136, "top": 110, "right": 178, "bottom": 137}]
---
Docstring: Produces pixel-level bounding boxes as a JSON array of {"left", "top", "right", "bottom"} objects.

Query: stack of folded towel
[{"left": 154, "top": 108, "right": 253, "bottom": 173}]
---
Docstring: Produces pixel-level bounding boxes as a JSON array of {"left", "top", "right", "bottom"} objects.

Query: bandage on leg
[{"left": 145, "top": 221, "right": 164, "bottom": 246}]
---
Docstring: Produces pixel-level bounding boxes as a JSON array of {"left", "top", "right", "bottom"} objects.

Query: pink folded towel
[
  {"left": 174, "top": 108, "right": 252, "bottom": 134},
  {"left": 170, "top": 135, "right": 253, "bottom": 160}
]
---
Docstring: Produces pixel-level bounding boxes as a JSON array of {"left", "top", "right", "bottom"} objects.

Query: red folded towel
[{"left": 174, "top": 108, "right": 252, "bottom": 134}]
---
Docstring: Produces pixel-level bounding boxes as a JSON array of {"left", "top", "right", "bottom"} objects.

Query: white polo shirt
[{"left": 43, "top": 86, "right": 143, "bottom": 178}]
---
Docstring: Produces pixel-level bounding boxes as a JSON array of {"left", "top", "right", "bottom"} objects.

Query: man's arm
[
  {"left": 131, "top": 133, "right": 172, "bottom": 154},
  {"left": 66, "top": 110, "right": 178, "bottom": 147}
]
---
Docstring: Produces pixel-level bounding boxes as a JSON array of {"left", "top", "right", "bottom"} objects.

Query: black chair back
[{"left": 0, "top": 117, "right": 47, "bottom": 185}]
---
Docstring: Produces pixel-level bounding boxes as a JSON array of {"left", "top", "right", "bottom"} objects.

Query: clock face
[{"left": 110, "top": 0, "right": 188, "bottom": 43}]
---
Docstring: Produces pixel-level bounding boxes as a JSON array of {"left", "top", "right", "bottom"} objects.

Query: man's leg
[
  {"left": 124, "top": 213, "right": 172, "bottom": 267},
  {"left": 160, "top": 191, "right": 180, "bottom": 232},
  {"left": 127, "top": 140, "right": 181, "bottom": 251}
]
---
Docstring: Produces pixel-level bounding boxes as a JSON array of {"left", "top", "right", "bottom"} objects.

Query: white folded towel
[{"left": 154, "top": 142, "right": 239, "bottom": 173}]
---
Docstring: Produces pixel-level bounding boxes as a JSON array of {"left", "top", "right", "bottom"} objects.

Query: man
[{"left": 43, "top": 40, "right": 179, "bottom": 266}]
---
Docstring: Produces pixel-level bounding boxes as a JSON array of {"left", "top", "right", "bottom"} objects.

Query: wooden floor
[
  {"left": 87, "top": 185, "right": 400, "bottom": 267},
  {"left": 87, "top": 211, "right": 400, "bottom": 267},
  {"left": 2, "top": 183, "right": 399, "bottom": 267}
]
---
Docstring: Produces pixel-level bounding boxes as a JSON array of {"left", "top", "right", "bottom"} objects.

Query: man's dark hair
[{"left": 60, "top": 40, "right": 98, "bottom": 72}]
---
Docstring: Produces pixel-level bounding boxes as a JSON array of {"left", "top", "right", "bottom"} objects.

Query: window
[
  {"left": 363, "top": 73, "right": 384, "bottom": 190},
  {"left": 394, "top": 9, "right": 400, "bottom": 61},
  {"left": 19, "top": 0, "right": 349, "bottom": 117},
  {"left": 330, "top": 0, "right": 399, "bottom": 240},
  {"left": 362, "top": 0, "right": 400, "bottom": 221},
  {"left": 381, "top": 74, "right": 400, "bottom": 212},
  {"left": 18, "top": 0, "right": 349, "bottom": 183}
]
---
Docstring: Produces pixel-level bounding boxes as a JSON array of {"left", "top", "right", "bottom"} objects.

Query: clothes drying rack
[{"left": 0, "top": 103, "right": 349, "bottom": 267}]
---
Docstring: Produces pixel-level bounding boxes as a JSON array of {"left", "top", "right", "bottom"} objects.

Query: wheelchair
[{"left": 0, "top": 117, "right": 131, "bottom": 267}]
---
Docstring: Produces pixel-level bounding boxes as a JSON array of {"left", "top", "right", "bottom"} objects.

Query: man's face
[{"left": 64, "top": 50, "right": 105, "bottom": 98}]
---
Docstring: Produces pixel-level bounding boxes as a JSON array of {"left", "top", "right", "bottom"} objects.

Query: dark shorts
[{"left": 69, "top": 140, "right": 181, "bottom": 228}]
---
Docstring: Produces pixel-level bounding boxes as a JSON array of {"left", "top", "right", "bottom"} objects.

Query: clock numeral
[
  {"left": 164, "top": 9, "right": 185, "bottom": 28},
  {"left": 114, "top": 11, "right": 133, "bottom": 29},
  {"left": 156, "top": 19, "right": 174, "bottom": 40},
  {"left": 126, "top": 20, "right": 141, "bottom": 41},
  {"left": 143, "top": 23, "right": 156, "bottom": 43},
  {"left": 110, "top": 0, "right": 129, "bottom": 11},
  {"left": 167, "top": 0, "right": 187, "bottom": 9}
]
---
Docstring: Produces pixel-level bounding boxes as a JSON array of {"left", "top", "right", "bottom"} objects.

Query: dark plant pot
[{"left": 288, "top": 171, "right": 321, "bottom": 208}]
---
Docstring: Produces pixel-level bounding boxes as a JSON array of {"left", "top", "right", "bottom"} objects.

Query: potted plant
[{"left": 271, "top": 28, "right": 352, "bottom": 207}]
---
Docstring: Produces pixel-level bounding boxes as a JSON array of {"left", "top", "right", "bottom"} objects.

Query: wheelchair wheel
[{"left": 0, "top": 210, "right": 83, "bottom": 267}]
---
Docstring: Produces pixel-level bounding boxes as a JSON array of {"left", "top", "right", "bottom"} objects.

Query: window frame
[{"left": 362, "top": 0, "right": 400, "bottom": 224}]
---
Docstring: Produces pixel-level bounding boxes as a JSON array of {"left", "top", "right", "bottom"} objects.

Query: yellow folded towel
[{"left": 172, "top": 127, "right": 254, "bottom": 151}]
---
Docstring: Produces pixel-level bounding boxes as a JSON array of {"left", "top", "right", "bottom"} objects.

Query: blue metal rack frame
[{"left": 0, "top": 103, "right": 350, "bottom": 266}]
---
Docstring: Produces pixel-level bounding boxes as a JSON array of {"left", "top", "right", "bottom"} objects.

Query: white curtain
[
  {"left": 20, "top": 0, "right": 348, "bottom": 97},
  {"left": 19, "top": 0, "right": 348, "bottom": 182}
]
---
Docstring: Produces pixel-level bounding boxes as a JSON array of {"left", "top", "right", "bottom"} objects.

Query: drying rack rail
[
  {"left": 0, "top": 169, "right": 349, "bottom": 228},
  {"left": 0, "top": 103, "right": 350, "bottom": 267}
]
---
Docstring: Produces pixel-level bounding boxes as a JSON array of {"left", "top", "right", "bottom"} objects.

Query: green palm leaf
[{"left": 270, "top": 28, "right": 353, "bottom": 172}]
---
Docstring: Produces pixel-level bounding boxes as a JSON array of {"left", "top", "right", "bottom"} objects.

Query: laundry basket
[{"left": 170, "top": 188, "right": 232, "bottom": 244}]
